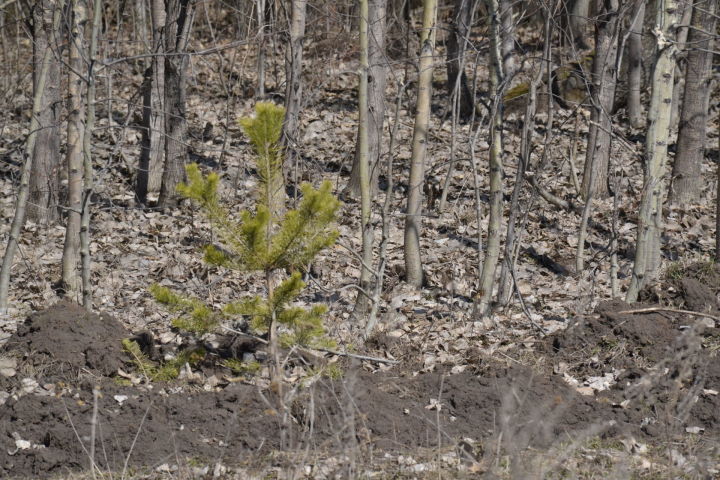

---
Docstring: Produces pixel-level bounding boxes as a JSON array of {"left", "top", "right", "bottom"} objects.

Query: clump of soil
[
  {"left": 0, "top": 381, "right": 279, "bottom": 477},
  {"left": 0, "top": 304, "right": 629, "bottom": 478},
  {"left": 309, "top": 366, "right": 616, "bottom": 452},
  {"left": 646, "top": 261, "right": 720, "bottom": 314},
  {"left": 542, "top": 298, "right": 720, "bottom": 438},
  {"left": 4, "top": 300, "right": 132, "bottom": 379}
]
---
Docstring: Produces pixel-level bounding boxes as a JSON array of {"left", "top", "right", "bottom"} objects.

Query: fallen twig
[
  {"left": 317, "top": 348, "right": 399, "bottom": 365},
  {"left": 617, "top": 307, "right": 720, "bottom": 323}
]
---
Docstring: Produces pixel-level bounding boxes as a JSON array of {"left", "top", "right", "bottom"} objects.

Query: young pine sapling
[{"left": 148, "top": 103, "right": 340, "bottom": 387}]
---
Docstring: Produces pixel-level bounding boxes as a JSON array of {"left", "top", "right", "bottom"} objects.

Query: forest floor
[{"left": 0, "top": 18, "right": 719, "bottom": 479}]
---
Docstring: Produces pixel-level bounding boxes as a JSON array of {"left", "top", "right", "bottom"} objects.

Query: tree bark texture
[
  {"left": 445, "top": 0, "right": 474, "bottom": 120},
  {"left": 136, "top": 0, "right": 166, "bottom": 204},
  {"left": 348, "top": 0, "right": 388, "bottom": 198},
  {"left": 404, "top": 0, "right": 437, "bottom": 288},
  {"left": 61, "top": 0, "right": 86, "bottom": 298},
  {"left": 475, "top": 0, "right": 505, "bottom": 317},
  {"left": 626, "top": 0, "right": 678, "bottom": 303},
  {"left": 564, "top": 0, "right": 591, "bottom": 50},
  {"left": 28, "top": 0, "right": 61, "bottom": 224},
  {"left": 581, "top": 0, "right": 620, "bottom": 199},
  {"left": 158, "top": 0, "right": 195, "bottom": 209},
  {"left": 256, "top": 0, "right": 266, "bottom": 97},
  {"left": 0, "top": 0, "right": 64, "bottom": 312},
  {"left": 671, "top": 0, "right": 716, "bottom": 204},
  {"left": 626, "top": 0, "right": 644, "bottom": 128},
  {"left": 669, "top": 0, "right": 693, "bottom": 132},
  {"left": 500, "top": 0, "right": 515, "bottom": 80},
  {"left": 353, "top": 0, "right": 374, "bottom": 319},
  {"left": 80, "top": 0, "right": 102, "bottom": 309},
  {"left": 282, "top": 0, "right": 307, "bottom": 156}
]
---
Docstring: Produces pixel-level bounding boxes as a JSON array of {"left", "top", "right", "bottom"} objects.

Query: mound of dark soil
[
  {"left": 0, "top": 304, "right": 631, "bottom": 478},
  {"left": 0, "top": 381, "right": 278, "bottom": 477},
  {"left": 542, "top": 299, "right": 720, "bottom": 438},
  {"left": 644, "top": 261, "right": 720, "bottom": 314},
  {"left": 310, "top": 366, "right": 615, "bottom": 452},
  {"left": 4, "top": 300, "right": 131, "bottom": 379}
]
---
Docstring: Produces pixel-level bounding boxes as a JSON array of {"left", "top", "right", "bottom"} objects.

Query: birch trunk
[
  {"left": 80, "top": 0, "right": 102, "bottom": 309},
  {"left": 353, "top": 0, "right": 373, "bottom": 319},
  {"left": 61, "top": 0, "right": 87, "bottom": 298},
  {"left": 626, "top": 0, "right": 678, "bottom": 302},
  {"left": 404, "top": 0, "right": 437, "bottom": 288},
  {"left": 475, "top": 0, "right": 505, "bottom": 317}
]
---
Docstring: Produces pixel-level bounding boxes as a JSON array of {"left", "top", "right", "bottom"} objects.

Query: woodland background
[{"left": 0, "top": 0, "right": 718, "bottom": 477}]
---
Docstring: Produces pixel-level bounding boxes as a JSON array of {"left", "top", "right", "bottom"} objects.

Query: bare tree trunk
[
  {"left": 404, "top": 0, "right": 437, "bottom": 288},
  {"left": 136, "top": 0, "right": 166, "bottom": 205},
  {"left": 80, "top": 0, "right": 102, "bottom": 309},
  {"left": 445, "top": 0, "right": 474, "bottom": 120},
  {"left": 256, "top": 0, "right": 266, "bottom": 98},
  {"left": 158, "top": 0, "right": 195, "bottom": 209},
  {"left": 626, "top": 0, "right": 678, "bottom": 303},
  {"left": 282, "top": 0, "right": 307, "bottom": 183},
  {"left": 475, "top": 0, "right": 505, "bottom": 317},
  {"left": 347, "top": 0, "right": 388, "bottom": 198},
  {"left": 627, "top": 0, "right": 644, "bottom": 128},
  {"left": 670, "top": 0, "right": 716, "bottom": 205},
  {"left": 564, "top": 0, "right": 591, "bottom": 50},
  {"left": 581, "top": 0, "right": 620, "bottom": 199},
  {"left": 669, "top": 0, "right": 693, "bottom": 132},
  {"left": 353, "top": 0, "right": 373, "bottom": 320},
  {"left": 0, "top": 0, "right": 64, "bottom": 313},
  {"left": 500, "top": 0, "right": 516, "bottom": 80},
  {"left": 61, "top": 0, "right": 87, "bottom": 298},
  {"left": 28, "top": 0, "right": 61, "bottom": 224}
]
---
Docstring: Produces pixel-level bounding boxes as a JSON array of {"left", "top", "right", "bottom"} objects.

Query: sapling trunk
[
  {"left": 475, "top": 0, "right": 505, "bottom": 318},
  {"left": 353, "top": 0, "right": 374, "bottom": 320},
  {"left": 626, "top": 0, "right": 679, "bottom": 302},
  {"left": 256, "top": 0, "right": 266, "bottom": 98},
  {"left": 61, "top": 0, "right": 87, "bottom": 298},
  {"left": 497, "top": 66, "right": 541, "bottom": 306},
  {"left": 81, "top": 0, "right": 103, "bottom": 309},
  {"left": 404, "top": 0, "right": 437, "bottom": 288}
]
